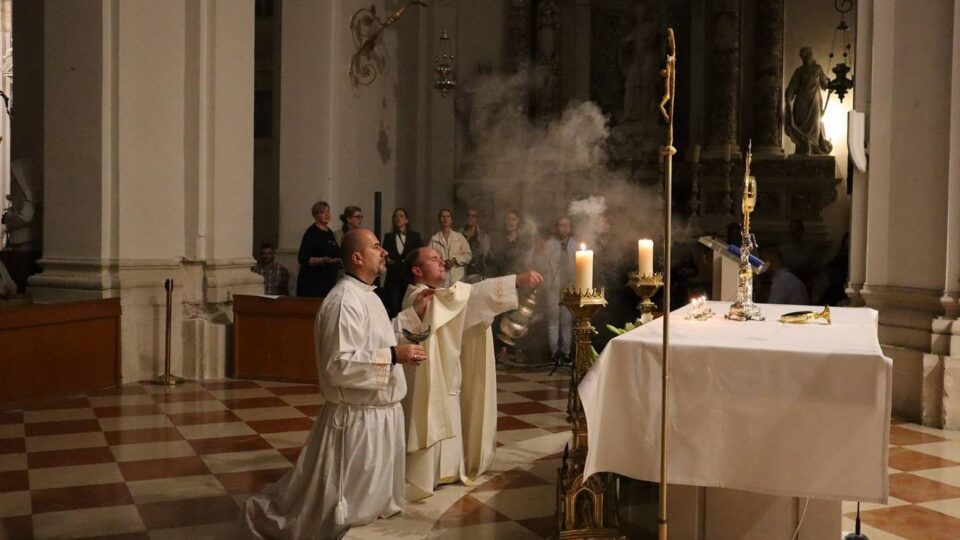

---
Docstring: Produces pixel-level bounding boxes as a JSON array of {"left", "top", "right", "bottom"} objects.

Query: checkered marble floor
[
  {"left": 3, "top": 368, "right": 960, "bottom": 539},
  {"left": 0, "top": 368, "right": 571, "bottom": 539}
]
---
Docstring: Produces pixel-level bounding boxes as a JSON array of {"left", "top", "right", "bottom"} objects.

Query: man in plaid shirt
[{"left": 253, "top": 242, "right": 290, "bottom": 296}]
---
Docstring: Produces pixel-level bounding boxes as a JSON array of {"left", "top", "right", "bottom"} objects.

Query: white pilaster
[
  {"left": 860, "top": 0, "right": 955, "bottom": 424},
  {"left": 31, "top": 0, "right": 259, "bottom": 383},
  {"left": 277, "top": 0, "right": 336, "bottom": 273},
  {"left": 941, "top": 0, "right": 960, "bottom": 318},
  {"left": 845, "top": 0, "right": 873, "bottom": 305}
]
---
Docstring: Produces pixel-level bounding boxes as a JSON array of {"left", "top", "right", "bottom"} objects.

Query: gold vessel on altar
[{"left": 779, "top": 306, "right": 831, "bottom": 324}]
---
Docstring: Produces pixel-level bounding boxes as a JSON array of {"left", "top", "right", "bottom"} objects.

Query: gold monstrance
[{"left": 725, "top": 143, "right": 764, "bottom": 322}]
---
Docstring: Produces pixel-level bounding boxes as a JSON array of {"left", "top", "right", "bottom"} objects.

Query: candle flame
[{"left": 580, "top": 243, "right": 586, "bottom": 251}]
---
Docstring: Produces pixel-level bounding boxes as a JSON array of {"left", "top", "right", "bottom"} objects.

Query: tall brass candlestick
[
  {"left": 556, "top": 287, "right": 623, "bottom": 539},
  {"left": 150, "top": 279, "right": 185, "bottom": 386},
  {"left": 657, "top": 28, "right": 677, "bottom": 540},
  {"left": 627, "top": 271, "right": 663, "bottom": 324}
]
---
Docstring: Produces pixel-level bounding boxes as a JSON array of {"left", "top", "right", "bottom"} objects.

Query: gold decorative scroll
[{"left": 349, "top": 1, "right": 428, "bottom": 88}]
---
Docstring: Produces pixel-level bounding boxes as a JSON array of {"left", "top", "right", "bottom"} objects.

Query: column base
[
  {"left": 943, "top": 356, "right": 960, "bottom": 429},
  {"left": 845, "top": 281, "right": 866, "bottom": 307},
  {"left": 941, "top": 292, "right": 960, "bottom": 319},
  {"left": 862, "top": 284, "right": 945, "bottom": 424}
]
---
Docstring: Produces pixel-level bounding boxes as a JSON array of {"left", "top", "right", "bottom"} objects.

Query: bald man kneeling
[{"left": 246, "top": 229, "right": 433, "bottom": 539}]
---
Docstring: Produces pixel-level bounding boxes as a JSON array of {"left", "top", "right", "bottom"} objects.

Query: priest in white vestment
[
  {"left": 245, "top": 229, "right": 433, "bottom": 540},
  {"left": 395, "top": 247, "right": 543, "bottom": 500}
]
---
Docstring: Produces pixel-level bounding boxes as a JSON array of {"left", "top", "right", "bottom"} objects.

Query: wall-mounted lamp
[
  {"left": 825, "top": 0, "right": 854, "bottom": 103},
  {"left": 432, "top": 30, "right": 457, "bottom": 97}
]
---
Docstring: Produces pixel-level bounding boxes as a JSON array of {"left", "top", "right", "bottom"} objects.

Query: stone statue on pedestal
[
  {"left": 620, "top": 2, "right": 658, "bottom": 126},
  {"left": 784, "top": 47, "right": 833, "bottom": 156},
  {"left": 608, "top": 1, "right": 663, "bottom": 161},
  {"left": 2, "top": 159, "right": 41, "bottom": 251}
]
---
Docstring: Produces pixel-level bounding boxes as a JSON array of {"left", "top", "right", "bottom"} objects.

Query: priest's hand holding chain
[
  {"left": 516, "top": 271, "right": 544, "bottom": 291},
  {"left": 413, "top": 289, "right": 435, "bottom": 319}
]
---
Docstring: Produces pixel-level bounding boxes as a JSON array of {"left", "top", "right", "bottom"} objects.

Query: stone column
[
  {"left": 934, "top": 0, "right": 960, "bottom": 430},
  {"left": 180, "top": 0, "right": 264, "bottom": 379},
  {"left": 29, "top": 0, "right": 260, "bottom": 383},
  {"left": 704, "top": 0, "right": 741, "bottom": 159},
  {"left": 860, "top": 0, "right": 955, "bottom": 425},
  {"left": 505, "top": 0, "right": 532, "bottom": 72},
  {"left": 846, "top": 0, "right": 873, "bottom": 305},
  {"left": 752, "top": 0, "right": 784, "bottom": 157},
  {"left": 276, "top": 1, "right": 338, "bottom": 288},
  {"left": 532, "top": 0, "right": 561, "bottom": 118},
  {"left": 564, "top": 0, "right": 591, "bottom": 101},
  {"left": 941, "top": 0, "right": 960, "bottom": 319}
]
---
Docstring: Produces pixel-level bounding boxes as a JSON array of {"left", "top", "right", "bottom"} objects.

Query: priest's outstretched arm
[{"left": 463, "top": 271, "right": 543, "bottom": 329}]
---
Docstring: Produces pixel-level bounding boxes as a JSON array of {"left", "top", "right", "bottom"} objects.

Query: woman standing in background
[
  {"left": 296, "top": 201, "right": 341, "bottom": 297},
  {"left": 334, "top": 205, "right": 364, "bottom": 245},
  {"left": 381, "top": 208, "right": 424, "bottom": 316}
]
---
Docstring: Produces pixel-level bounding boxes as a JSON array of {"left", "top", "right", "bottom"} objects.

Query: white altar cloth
[{"left": 580, "top": 301, "right": 892, "bottom": 504}]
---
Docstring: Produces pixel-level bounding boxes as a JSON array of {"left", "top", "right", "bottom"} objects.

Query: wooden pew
[
  {"left": 233, "top": 295, "right": 324, "bottom": 383},
  {"left": 0, "top": 298, "right": 121, "bottom": 410}
]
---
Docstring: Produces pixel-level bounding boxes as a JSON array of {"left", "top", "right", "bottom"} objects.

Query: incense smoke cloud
[{"left": 458, "top": 70, "right": 664, "bottom": 281}]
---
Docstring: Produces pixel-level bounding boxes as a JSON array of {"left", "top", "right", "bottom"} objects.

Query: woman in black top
[
  {"left": 296, "top": 201, "right": 341, "bottom": 297},
  {"left": 381, "top": 208, "right": 424, "bottom": 316}
]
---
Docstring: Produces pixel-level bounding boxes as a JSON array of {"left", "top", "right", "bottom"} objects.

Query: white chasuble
[
  {"left": 245, "top": 276, "right": 415, "bottom": 540},
  {"left": 397, "top": 276, "right": 518, "bottom": 500}
]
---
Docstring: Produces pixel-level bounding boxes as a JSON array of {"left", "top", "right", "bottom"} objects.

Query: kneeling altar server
[{"left": 246, "top": 229, "right": 432, "bottom": 540}]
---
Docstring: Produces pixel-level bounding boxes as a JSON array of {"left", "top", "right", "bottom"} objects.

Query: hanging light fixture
[
  {"left": 825, "top": 0, "right": 854, "bottom": 103},
  {"left": 433, "top": 30, "right": 457, "bottom": 97}
]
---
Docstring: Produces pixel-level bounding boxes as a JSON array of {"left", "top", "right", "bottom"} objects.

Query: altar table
[{"left": 580, "top": 302, "right": 891, "bottom": 537}]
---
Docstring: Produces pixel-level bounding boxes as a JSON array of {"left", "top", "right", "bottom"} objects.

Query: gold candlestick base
[
  {"left": 627, "top": 271, "right": 664, "bottom": 324},
  {"left": 556, "top": 287, "right": 624, "bottom": 539}
]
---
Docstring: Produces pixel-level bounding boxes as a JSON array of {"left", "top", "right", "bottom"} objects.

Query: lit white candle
[
  {"left": 575, "top": 244, "right": 593, "bottom": 291},
  {"left": 637, "top": 239, "right": 654, "bottom": 277}
]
